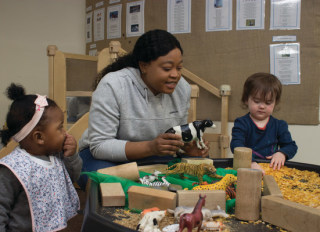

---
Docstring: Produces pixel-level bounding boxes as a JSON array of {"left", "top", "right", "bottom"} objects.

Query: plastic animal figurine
[
  {"left": 166, "top": 163, "right": 222, "bottom": 184},
  {"left": 165, "top": 119, "right": 216, "bottom": 150},
  {"left": 139, "top": 170, "right": 170, "bottom": 187},
  {"left": 167, "top": 205, "right": 229, "bottom": 222},
  {"left": 178, "top": 194, "right": 206, "bottom": 232},
  {"left": 192, "top": 174, "right": 237, "bottom": 199},
  {"left": 201, "top": 221, "right": 225, "bottom": 231},
  {"left": 136, "top": 210, "right": 166, "bottom": 232}
]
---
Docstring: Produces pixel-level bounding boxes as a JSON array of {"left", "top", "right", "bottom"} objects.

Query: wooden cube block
[
  {"left": 262, "top": 195, "right": 320, "bottom": 232},
  {"left": 181, "top": 158, "right": 213, "bottom": 165},
  {"left": 138, "top": 164, "right": 168, "bottom": 174},
  {"left": 100, "top": 183, "right": 125, "bottom": 207},
  {"left": 177, "top": 190, "right": 226, "bottom": 210},
  {"left": 263, "top": 175, "right": 283, "bottom": 198},
  {"left": 128, "top": 186, "right": 176, "bottom": 210}
]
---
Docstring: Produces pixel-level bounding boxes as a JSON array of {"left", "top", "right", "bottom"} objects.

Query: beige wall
[
  {"left": 0, "top": 0, "right": 85, "bottom": 139},
  {"left": 1, "top": 0, "right": 319, "bottom": 166}
]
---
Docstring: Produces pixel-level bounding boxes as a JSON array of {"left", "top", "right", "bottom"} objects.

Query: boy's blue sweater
[{"left": 230, "top": 113, "right": 298, "bottom": 161}]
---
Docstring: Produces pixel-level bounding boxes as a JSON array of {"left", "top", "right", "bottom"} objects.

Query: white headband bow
[{"left": 13, "top": 95, "right": 48, "bottom": 142}]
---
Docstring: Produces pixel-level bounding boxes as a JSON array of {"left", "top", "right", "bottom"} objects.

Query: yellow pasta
[{"left": 260, "top": 163, "right": 320, "bottom": 208}]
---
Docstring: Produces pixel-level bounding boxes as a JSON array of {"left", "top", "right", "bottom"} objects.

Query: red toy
[{"left": 178, "top": 194, "right": 206, "bottom": 232}]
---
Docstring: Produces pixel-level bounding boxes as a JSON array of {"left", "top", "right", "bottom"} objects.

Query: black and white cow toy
[{"left": 165, "top": 119, "right": 216, "bottom": 150}]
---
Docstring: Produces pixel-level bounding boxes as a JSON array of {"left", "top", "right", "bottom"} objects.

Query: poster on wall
[
  {"left": 94, "top": 8, "right": 105, "bottom": 41},
  {"left": 270, "top": 0, "right": 301, "bottom": 30},
  {"left": 126, "top": 0, "right": 145, "bottom": 37},
  {"left": 107, "top": 4, "right": 122, "bottom": 39},
  {"left": 86, "top": 11, "right": 93, "bottom": 43},
  {"left": 206, "top": 0, "right": 232, "bottom": 31},
  {"left": 270, "top": 43, "right": 300, "bottom": 85},
  {"left": 167, "top": 0, "right": 191, "bottom": 34},
  {"left": 236, "top": 0, "right": 265, "bottom": 30}
]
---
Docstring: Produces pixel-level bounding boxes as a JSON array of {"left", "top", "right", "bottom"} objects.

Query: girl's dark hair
[
  {"left": 0, "top": 83, "right": 57, "bottom": 146},
  {"left": 241, "top": 72, "right": 282, "bottom": 107},
  {"left": 95, "top": 29, "right": 183, "bottom": 88}
]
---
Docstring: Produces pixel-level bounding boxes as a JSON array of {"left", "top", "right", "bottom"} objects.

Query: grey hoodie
[{"left": 79, "top": 67, "right": 191, "bottom": 162}]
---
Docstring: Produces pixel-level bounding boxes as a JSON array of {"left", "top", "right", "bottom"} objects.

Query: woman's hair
[
  {"left": 0, "top": 83, "right": 57, "bottom": 146},
  {"left": 95, "top": 29, "right": 183, "bottom": 88},
  {"left": 241, "top": 72, "right": 282, "bottom": 106}
]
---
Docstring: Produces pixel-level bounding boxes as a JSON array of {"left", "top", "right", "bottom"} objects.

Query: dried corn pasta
[{"left": 260, "top": 163, "right": 320, "bottom": 208}]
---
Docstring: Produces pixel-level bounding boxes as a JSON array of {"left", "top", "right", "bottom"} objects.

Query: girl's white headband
[{"left": 12, "top": 95, "right": 48, "bottom": 142}]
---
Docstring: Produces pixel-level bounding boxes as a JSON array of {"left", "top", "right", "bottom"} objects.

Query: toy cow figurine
[{"left": 165, "top": 120, "right": 216, "bottom": 150}]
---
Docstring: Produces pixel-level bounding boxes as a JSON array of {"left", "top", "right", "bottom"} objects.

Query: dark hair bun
[{"left": 6, "top": 83, "right": 26, "bottom": 101}]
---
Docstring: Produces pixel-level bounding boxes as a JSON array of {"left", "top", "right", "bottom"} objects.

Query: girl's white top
[{"left": 0, "top": 147, "right": 79, "bottom": 232}]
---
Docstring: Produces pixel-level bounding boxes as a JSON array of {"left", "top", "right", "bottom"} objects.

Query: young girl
[
  {"left": 0, "top": 83, "right": 82, "bottom": 232},
  {"left": 230, "top": 73, "right": 298, "bottom": 174}
]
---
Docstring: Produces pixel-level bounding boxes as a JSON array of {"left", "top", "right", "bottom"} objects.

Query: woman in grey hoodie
[{"left": 78, "top": 29, "right": 210, "bottom": 189}]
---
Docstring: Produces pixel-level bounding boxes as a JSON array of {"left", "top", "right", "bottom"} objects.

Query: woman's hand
[
  {"left": 182, "top": 140, "right": 210, "bottom": 157},
  {"left": 63, "top": 133, "right": 77, "bottom": 157},
  {"left": 266, "top": 152, "right": 286, "bottom": 170},
  {"left": 148, "top": 133, "right": 185, "bottom": 156}
]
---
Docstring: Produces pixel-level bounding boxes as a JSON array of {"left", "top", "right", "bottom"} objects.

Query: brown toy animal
[
  {"left": 166, "top": 163, "right": 222, "bottom": 184},
  {"left": 178, "top": 194, "right": 206, "bottom": 232}
]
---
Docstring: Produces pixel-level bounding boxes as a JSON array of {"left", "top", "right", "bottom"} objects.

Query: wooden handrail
[{"left": 181, "top": 68, "right": 221, "bottom": 98}]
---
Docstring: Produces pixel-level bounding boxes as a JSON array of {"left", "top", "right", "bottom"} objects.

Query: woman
[{"left": 78, "top": 29, "right": 209, "bottom": 189}]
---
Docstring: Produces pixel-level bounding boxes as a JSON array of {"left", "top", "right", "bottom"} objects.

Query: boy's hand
[
  {"left": 63, "top": 133, "right": 77, "bottom": 157},
  {"left": 266, "top": 152, "right": 286, "bottom": 170}
]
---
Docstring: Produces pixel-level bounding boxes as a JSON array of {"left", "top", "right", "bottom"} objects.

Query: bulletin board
[{"left": 85, "top": 0, "right": 320, "bottom": 125}]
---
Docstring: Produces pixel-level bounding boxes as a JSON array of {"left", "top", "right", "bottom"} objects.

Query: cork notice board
[{"left": 86, "top": 0, "right": 320, "bottom": 125}]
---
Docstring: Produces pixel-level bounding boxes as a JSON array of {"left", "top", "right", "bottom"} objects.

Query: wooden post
[
  {"left": 109, "top": 41, "right": 121, "bottom": 61},
  {"left": 235, "top": 168, "right": 262, "bottom": 221},
  {"left": 188, "top": 84, "right": 199, "bottom": 122},
  {"left": 97, "top": 162, "right": 140, "bottom": 181},
  {"left": 219, "top": 85, "right": 231, "bottom": 158},
  {"left": 47, "top": 45, "right": 58, "bottom": 99},
  {"left": 233, "top": 147, "right": 252, "bottom": 170},
  {"left": 97, "top": 41, "right": 121, "bottom": 73}
]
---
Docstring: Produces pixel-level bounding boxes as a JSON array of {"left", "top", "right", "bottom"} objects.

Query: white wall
[
  {"left": 1, "top": 0, "right": 319, "bottom": 166},
  {"left": 0, "top": 0, "right": 85, "bottom": 141}
]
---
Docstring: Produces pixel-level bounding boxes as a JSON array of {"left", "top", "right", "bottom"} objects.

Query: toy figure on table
[
  {"left": 165, "top": 119, "right": 216, "bottom": 151},
  {"left": 178, "top": 194, "right": 206, "bottom": 232},
  {"left": 166, "top": 163, "right": 222, "bottom": 184}
]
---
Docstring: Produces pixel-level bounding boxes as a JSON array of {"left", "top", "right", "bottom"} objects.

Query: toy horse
[{"left": 178, "top": 194, "right": 206, "bottom": 232}]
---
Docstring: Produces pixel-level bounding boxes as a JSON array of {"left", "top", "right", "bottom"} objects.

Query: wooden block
[
  {"left": 100, "top": 183, "right": 125, "bottom": 207},
  {"left": 181, "top": 158, "right": 213, "bottom": 165},
  {"left": 233, "top": 147, "right": 252, "bottom": 170},
  {"left": 235, "top": 168, "right": 262, "bottom": 221},
  {"left": 177, "top": 190, "right": 226, "bottom": 210},
  {"left": 138, "top": 164, "right": 168, "bottom": 174},
  {"left": 263, "top": 175, "right": 283, "bottom": 198},
  {"left": 127, "top": 186, "right": 176, "bottom": 210},
  {"left": 98, "top": 162, "right": 140, "bottom": 181},
  {"left": 262, "top": 195, "right": 320, "bottom": 232}
]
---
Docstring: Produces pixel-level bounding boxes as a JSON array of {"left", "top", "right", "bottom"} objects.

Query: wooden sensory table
[{"left": 81, "top": 158, "right": 320, "bottom": 232}]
